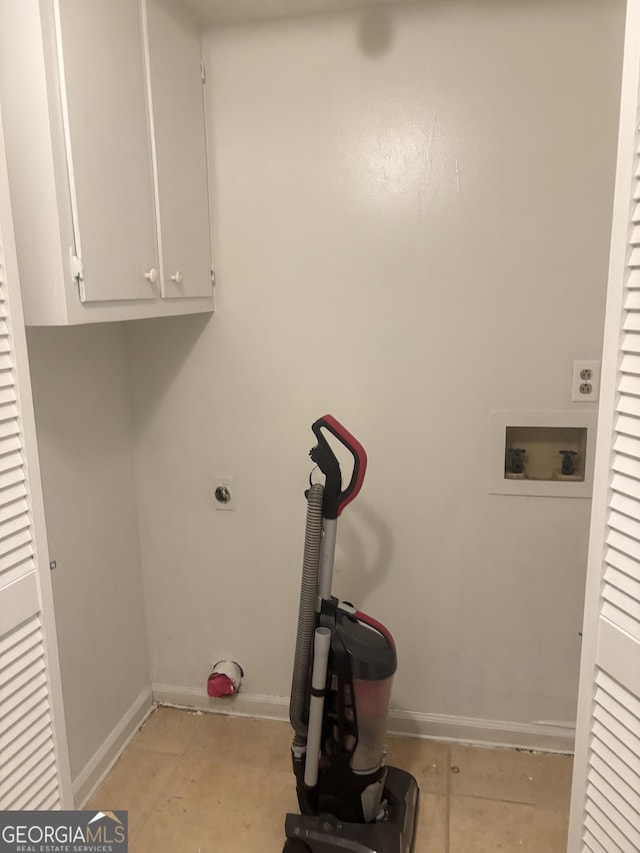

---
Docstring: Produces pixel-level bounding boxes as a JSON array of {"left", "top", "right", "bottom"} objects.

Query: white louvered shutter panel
[
  {"left": 0, "top": 105, "right": 72, "bottom": 807},
  {"left": 569, "top": 2, "right": 640, "bottom": 850}
]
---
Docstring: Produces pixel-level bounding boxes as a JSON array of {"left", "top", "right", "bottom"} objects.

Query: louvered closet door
[
  {"left": 0, "top": 105, "right": 72, "bottom": 808},
  {"left": 569, "top": 1, "right": 640, "bottom": 849}
]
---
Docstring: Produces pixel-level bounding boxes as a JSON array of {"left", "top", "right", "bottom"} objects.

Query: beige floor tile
[
  {"left": 449, "top": 795, "right": 569, "bottom": 853},
  {"left": 133, "top": 706, "right": 204, "bottom": 756},
  {"left": 414, "top": 793, "right": 447, "bottom": 853},
  {"left": 133, "top": 759, "right": 298, "bottom": 853},
  {"left": 386, "top": 735, "right": 448, "bottom": 795},
  {"left": 450, "top": 744, "right": 573, "bottom": 810},
  {"left": 85, "top": 746, "right": 180, "bottom": 843},
  {"left": 88, "top": 711, "right": 575, "bottom": 853},
  {"left": 185, "top": 712, "right": 292, "bottom": 773}
]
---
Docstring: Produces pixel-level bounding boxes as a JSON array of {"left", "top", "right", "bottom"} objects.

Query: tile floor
[{"left": 86, "top": 706, "right": 573, "bottom": 852}]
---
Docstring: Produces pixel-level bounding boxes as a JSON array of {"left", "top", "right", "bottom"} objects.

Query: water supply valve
[
  {"left": 507, "top": 447, "right": 527, "bottom": 475},
  {"left": 559, "top": 450, "right": 578, "bottom": 476}
]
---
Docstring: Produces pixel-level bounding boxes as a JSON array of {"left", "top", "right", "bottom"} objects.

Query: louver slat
[
  {"left": 609, "top": 492, "right": 640, "bottom": 522},
  {"left": 0, "top": 496, "right": 29, "bottom": 528},
  {"left": 624, "top": 311, "right": 640, "bottom": 330},
  {"left": 0, "top": 709, "right": 49, "bottom": 770},
  {"left": 613, "top": 433, "right": 640, "bottom": 461},
  {"left": 612, "top": 453, "right": 640, "bottom": 480},
  {"left": 606, "top": 528, "right": 639, "bottom": 557},
  {"left": 0, "top": 510, "right": 31, "bottom": 544},
  {"left": 606, "top": 546, "right": 640, "bottom": 582},
  {"left": 608, "top": 510, "right": 640, "bottom": 540},
  {"left": 0, "top": 448, "right": 23, "bottom": 475},
  {"left": 589, "top": 767, "right": 640, "bottom": 842},
  {"left": 0, "top": 615, "right": 39, "bottom": 655},
  {"left": 616, "top": 413, "right": 640, "bottom": 438},
  {"left": 0, "top": 385, "right": 17, "bottom": 407},
  {"left": 620, "top": 353, "right": 640, "bottom": 374},
  {"left": 0, "top": 403, "right": 18, "bottom": 424},
  {"left": 622, "top": 332, "right": 640, "bottom": 353},
  {"left": 617, "top": 393, "right": 640, "bottom": 417},
  {"left": 0, "top": 552, "right": 35, "bottom": 590},
  {"left": 590, "top": 751, "right": 640, "bottom": 817},
  {"left": 0, "top": 678, "right": 49, "bottom": 735},
  {"left": 611, "top": 472, "right": 640, "bottom": 501},
  {"left": 591, "top": 730, "right": 640, "bottom": 799},
  {"left": 585, "top": 792, "right": 637, "bottom": 852},
  {"left": 0, "top": 465, "right": 25, "bottom": 491},
  {"left": 36, "top": 782, "right": 60, "bottom": 810},
  {"left": 0, "top": 528, "right": 32, "bottom": 563},
  {"left": 5, "top": 754, "right": 57, "bottom": 810},
  {"left": 604, "top": 564, "right": 640, "bottom": 601},
  {"left": 0, "top": 416, "right": 19, "bottom": 439},
  {"left": 592, "top": 717, "right": 640, "bottom": 780},
  {"left": 601, "top": 602, "right": 640, "bottom": 640},
  {"left": 596, "top": 670, "right": 640, "bottom": 717},
  {"left": 601, "top": 588, "right": 640, "bottom": 641},
  {"left": 0, "top": 368, "right": 14, "bottom": 389},
  {"left": 588, "top": 783, "right": 640, "bottom": 851},
  {"left": 0, "top": 615, "right": 59, "bottom": 811},
  {"left": 3, "top": 732, "right": 57, "bottom": 795},
  {"left": 2, "top": 648, "right": 46, "bottom": 697},
  {"left": 584, "top": 819, "right": 620, "bottom": 853},
  {"left": 619, "top": 375, "right": 640, "bottom": 396},
  {"left": 0, "top": 433, "right": 22, "bottom": 458},
  {"left": 625, "top": 289, "right": 640, "bottom": 310}
]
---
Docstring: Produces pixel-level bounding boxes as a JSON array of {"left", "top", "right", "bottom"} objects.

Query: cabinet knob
[
  {"left": 144, "top": 267, "right": 158, "bottom": 284},
  {"left": 170, "top": 270, "right": 184, "bottom": 285}
]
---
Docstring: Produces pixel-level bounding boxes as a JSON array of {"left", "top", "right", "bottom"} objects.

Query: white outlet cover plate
[{"left": 572, "top": 360, "right": 600, "bottom": 403}]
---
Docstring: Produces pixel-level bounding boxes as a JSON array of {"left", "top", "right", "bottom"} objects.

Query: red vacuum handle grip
[{"left": 310, "top": 414, "right": 367, "bottom": 518}]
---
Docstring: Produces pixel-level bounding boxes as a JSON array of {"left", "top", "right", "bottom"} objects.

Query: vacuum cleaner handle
[{"left": 310, "top": 415, "right": 367, "bottom": 519}]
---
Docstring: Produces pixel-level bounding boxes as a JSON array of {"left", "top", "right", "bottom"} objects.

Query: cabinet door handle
[
  {"left": 170, "top": 270, "right": 183, "bottom": 285},
  {"left": 144, "top": 267, "right": 158, "bottom": 284}
]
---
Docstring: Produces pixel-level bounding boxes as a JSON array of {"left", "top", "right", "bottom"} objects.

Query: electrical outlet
[
  {"left": 571, "top": 360, "right": 600, "bottom": 403},
  {"left": 213, "top": 475, "right": 235, "bottom": 511}
]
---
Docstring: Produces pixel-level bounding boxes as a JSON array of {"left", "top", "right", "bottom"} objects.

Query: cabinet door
[
  {"left": 145, "top": 0, "right": 212, "bottom": 300},
  {"left": 56, "top": 0, "right": 158, "bottom": 302}
]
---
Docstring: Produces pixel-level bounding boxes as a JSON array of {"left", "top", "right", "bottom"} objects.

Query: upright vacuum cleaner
[{"left": 284, "top": 415, "right": 419, "bottom": 853}]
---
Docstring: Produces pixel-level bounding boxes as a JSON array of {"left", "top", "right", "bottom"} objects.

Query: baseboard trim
[
  {"left": 152, "top": 683, "right": 288, "bottom": 721},
  {"left": 387, "top": 707, "right": 575, "bottom": 752},
  {"left": 73, "top": 686, "right": 155, "bottom": 807},
  {"left": 152, "top": 684, "right": 575, "bottom": 754}
]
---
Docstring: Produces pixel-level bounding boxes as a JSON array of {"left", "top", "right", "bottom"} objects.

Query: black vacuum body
[{"left": 284, "top": 415, "right": 419, "bottom": 853}]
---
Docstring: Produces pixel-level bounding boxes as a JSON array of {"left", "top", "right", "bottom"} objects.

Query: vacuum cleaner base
[{"left": 284, "top": 766, "right": 419, "bottom": 853}]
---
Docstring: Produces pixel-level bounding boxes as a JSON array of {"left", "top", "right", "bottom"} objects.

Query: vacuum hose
[{"left": 289, "top": 483, "right": 324, "bottom": 742}]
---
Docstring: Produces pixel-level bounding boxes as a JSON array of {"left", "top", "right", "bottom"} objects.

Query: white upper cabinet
[
  {"left": 146, "top": 0, "right": 213, "bottom": 301},
  {"left": 59, "top": 0, "right": 159, "bottom": 304},
  {"left": 0, "top": 0, "right": 214, "bottom": 325}
]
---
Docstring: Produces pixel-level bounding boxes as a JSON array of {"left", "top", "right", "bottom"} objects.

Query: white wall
[
  {"left": 126, "top": 0, "right": 625, "bottom": 744},
  {"left": 26, "top": 325, "right": 151, "bottom": 800}
]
